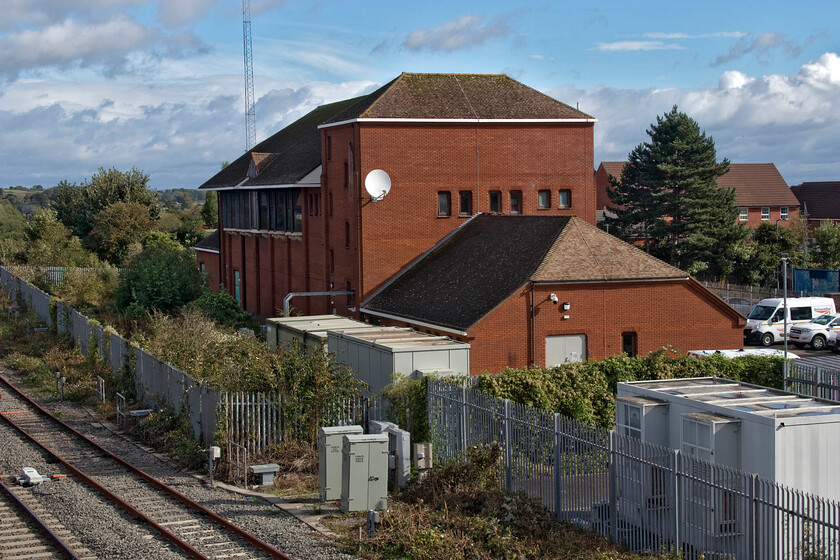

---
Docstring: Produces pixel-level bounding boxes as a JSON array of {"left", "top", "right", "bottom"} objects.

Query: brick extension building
[
  {"left": 197, "top": 72, "right": 745, "bottom": 372},
  {"left": 595, "top": 162, "right": 800, "bottom": 228},
  {"left": 198, "top": 73, "right": 597, "bottom": 317},
  {"left": 363, "top": 215, "right": 744, "bottom": 373}
]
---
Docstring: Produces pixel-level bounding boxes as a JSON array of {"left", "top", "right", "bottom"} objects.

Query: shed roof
[{"left": 193, "top": 229, "right": 219, "bottom": 253}]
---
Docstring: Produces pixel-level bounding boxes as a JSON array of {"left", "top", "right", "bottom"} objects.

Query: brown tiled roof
[
  {"left": 533, "top": 217, "right": 687, "bottom": 282},
  {"left": 598, "top": 161, "right": 626, "bottom": 180},
  {"left": 324, "top": 73, "right": 594, "bottom": 123},
  {"left": 717, "top": 163, "right": 799, "bottom": 207},
  {"left": 791, "top": 182, "right": 840, "bottom": 220},
  {"left": 597, "top": 161, "right": 798, "bottom": 207}
]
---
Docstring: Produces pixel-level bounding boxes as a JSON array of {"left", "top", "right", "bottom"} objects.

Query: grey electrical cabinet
[
  {"left": 341, "top": 433, "right": 389, "bottom": 512},
  {"left": 318, "top": 425, "right": 363, "bottom": 501}
]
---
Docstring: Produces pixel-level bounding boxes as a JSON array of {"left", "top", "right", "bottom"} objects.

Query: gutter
[
  {"left": 319, "top": 117, "right": 597, "bottom": 129},
  {"left": 360, "top": 308, "right": 469, "bottom": 337}
]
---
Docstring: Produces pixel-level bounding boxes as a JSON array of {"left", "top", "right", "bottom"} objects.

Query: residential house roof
[
  {"left": 362, "top": 215, "right": 688, "bottom": 332},
  {"left": 193, "top": 229, "right": 220, "bottom": 253},
  {"left": 791, "top": 182, "right": 840, "bottom": 220},
  {"left": 199, "top": 73, "right": 594, "bottom": 190},
  {"left": 599, "top": 162, "right": 798, "bottom": 208}
]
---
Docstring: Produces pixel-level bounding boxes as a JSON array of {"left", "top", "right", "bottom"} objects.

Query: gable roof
[
  {"left": 597, "top": 161, "right": 798, "bottom": 207},
  {"left": 193, "top": 229, "right": 219, "bottom": 253},
  {"left": 199, "top": 73, "right": 594, "bottom": 190},
  {"left": 362, "top": 215, "right": 688, "bottom": 332},
  {"left": 791, "top": 182, "right": 840, "bottom": 220}
]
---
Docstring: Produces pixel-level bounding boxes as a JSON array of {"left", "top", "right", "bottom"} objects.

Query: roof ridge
[{"left": 572, "top": 217, "right": 609, "bottom": 281}]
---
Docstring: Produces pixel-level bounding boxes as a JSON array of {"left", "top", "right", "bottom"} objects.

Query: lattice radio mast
[{"left": 242, "top": 0, "right": 256, "bottom": 151}]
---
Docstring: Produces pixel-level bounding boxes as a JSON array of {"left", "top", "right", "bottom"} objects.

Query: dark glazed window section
[
  {"left": 220, "top": 189, "right": 302, "bottom": 233},
  {"left": 510, "top": 190, "right": 522, "bottom": 214},
  {"left": 489, "top": 191, "right": 501, "bottom": 213},
  {"left": 345, "top": 221, "right": 350, "bottom": 248},
  {"left": 459, "top": 191, "right": 472, "bottom": 216},
  {"left": 438, "top": 191, "right": 451, "bottom": 217}
]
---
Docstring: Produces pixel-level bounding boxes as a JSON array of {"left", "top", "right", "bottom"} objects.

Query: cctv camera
[{"left": 549, "top": 293, "right": 558, "bottom": 304}]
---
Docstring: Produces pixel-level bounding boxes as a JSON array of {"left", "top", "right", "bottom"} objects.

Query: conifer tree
[{"left": 606, "top": 106, "right": 745, "bottom": 276}]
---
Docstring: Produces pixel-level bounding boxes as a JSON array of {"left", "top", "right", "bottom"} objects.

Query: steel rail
[
  {"left": 0, "top": 475, "right": 84, "bottom": 560},
  {"left": 0, "top": 373, "right": 295, "bottom": 560}
]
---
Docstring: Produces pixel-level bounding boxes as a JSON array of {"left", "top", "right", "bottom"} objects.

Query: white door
[{"left": 545, "top": 334, "right": 586, "bottom": 366}]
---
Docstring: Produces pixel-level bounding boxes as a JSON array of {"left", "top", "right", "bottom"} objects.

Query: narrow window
[
  {"left": 459, "top": 191, "right": 472, "bottom": 216},
  {"left": 510, "top": 190, "right": 522, "bottom": 214},
  {"left": 739, "top": 207, "right": 748, "bottom": 222},
  {"left": 538, "top": 190, "right": 550, "bottom": 209},
  {"left": 343, "top": 162, "right": 349, "bottom": 189},
  {"left": 308, "top": 194, "right": 314, "bottom": 216},
  {"left": 438, "top": 191, "right": 451, "bottom": 217},
  {"left": 345, "top": 221, "right": 350, "bottom": 248},
  {"left": 780, "top": 207, "right": 789, "bottom": 220},
  {"left": 233, "top": 270, "right": 241, "bottom": 305},
  {"left": 557, "top": 189, "right": 571, "bottom": 209},
  {"left": 329, "top": 249, "right": 335, "bottom": 274},
  {"left": 489, "top": 191, "right": 501, "bottom": 213},
  {"left": 200, "top": 263, "right": 206, "bottom": 275},
  {"left": 327, "top": 136, "right": 332, "bottom": 161},
  {"left": 328, "top": 192, "right": 333, "bottom": 217},
  {"left": 292, "top": 189, "right": 302, "bottom": 232},
  {"left": 622, "top": 332, "right": 637, "bottom": 358},
  {"left": 761, "top": 207, "right": 770, "bottom": 221},
  {"left": 346, "top": 280, "right": 352, "bottom": 306}
]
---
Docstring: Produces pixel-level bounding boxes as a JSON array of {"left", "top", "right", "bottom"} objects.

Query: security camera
[{"left": 549, "top": 293, "right": 558, "bottom": 304}]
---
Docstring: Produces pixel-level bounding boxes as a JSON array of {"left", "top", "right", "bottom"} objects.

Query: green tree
[
  {"left": 810, "top": 221, "right": 840, "bottom": 269},
  {"left": 200, "top": 190, "right": 218, "bottom": 228},
  {"left": 116, "top": 246, "right": 203, "bottom": 315},
  {"left": 22, "top": 209, "right": 98, "bottom": 267},
  {"left": 607, "top": 106, "right": 745, "bottom": 275},
  {"left": 85, "top": 201, "right": 153, "bottom": 265}
]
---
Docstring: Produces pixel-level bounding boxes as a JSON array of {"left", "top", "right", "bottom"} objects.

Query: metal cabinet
[
  {"left": 340, "top": 434, "right": 389, "bottom": 512},
  {"left": 318, "top": 425, "right": 363, "bottom": 501}
]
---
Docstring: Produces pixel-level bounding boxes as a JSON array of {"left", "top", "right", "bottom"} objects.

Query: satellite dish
[{"left": 364, "top": 169, "right": 391, "bottom": 201}]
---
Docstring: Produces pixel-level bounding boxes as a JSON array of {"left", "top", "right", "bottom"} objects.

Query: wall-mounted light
[
  {"left": 562, "top": 302, "right": 571, "bottom": 311},
  {"left": 549, "top": 293, "right": 558, "bottom": 304}
]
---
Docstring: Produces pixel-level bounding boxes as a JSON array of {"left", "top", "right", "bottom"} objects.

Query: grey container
[
  {"left": 318, "top": 425, "right": 363, "bottom": 501},
  {"left": 340, "top": 433, "right": 389, "bottom": 513}
]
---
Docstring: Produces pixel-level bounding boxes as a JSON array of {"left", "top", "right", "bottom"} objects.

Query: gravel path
[{"left": 0, "top": 366, "right": 361, "bottom": 560}]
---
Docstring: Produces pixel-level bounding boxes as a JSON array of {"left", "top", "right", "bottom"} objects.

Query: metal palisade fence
[
  {"left": 784, "top": 360, "right": 840, "bottom": 402},
  {"left": 427, "top": 377, "right": 840, "bottom": 559}
]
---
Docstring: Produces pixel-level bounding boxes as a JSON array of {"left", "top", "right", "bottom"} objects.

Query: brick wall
[{"left": 195, "top": 250, "right": 220, "bottom": 292}]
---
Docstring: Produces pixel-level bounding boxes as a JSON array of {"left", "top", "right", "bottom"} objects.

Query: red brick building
[
  {"left": 790, "top": 181, "right": 840, "bottom": 230},
  {"left": 595, "top": 162, "right": 800, "bottom": 228},
  {"left": 198, "top": 73, "right": 597, "bottom": 318},
  {"left": 363, "top": 215, "right": 745, "bottom": 374}
]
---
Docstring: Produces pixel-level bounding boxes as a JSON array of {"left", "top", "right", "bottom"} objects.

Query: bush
[
  {"left": 116, "top": 246, "right": 203, "bottom": 314},
  {"left": 185, "top": 288, "right": 257, "bottom": 331}
]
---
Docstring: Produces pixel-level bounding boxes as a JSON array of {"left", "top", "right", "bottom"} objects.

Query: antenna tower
[{"left": 242, "top": 0, "right": 256, "bottom": 151}]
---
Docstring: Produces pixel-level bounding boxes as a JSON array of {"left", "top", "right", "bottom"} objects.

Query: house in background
[
  {"left": 362, "top": 215, "right": 745, "bottom": 374},
  {"left": 198, "top": 73, "right": 597, "bottom": 319},
  {"left": 193, "top": 229, "right": 220, "bottom": 291},
  {"left": 790, "top": 181, "right": 840, "bottom": 229},
  {"left": 595, "top": 162, "right": 800, "bottom": 228}
]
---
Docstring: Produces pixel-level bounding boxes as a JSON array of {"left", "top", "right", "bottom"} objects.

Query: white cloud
[
  {"left": 1, "top": 0, "right": 146, "bottom": 30},
  {"left": 596, "top": 40, "right": 684, "bottom": 51},
  {"left": 551, "top": 52, "right": 840, "bottom": 185},
  {"left": 714, "top": 32, "right": 801, "bottom": 65},
  {"left": 644, "top": 32, "right": 747, "bottom": 40},
  {"left": 404, "top": 14, "right": 511, "bottom": 52},
  {"left": 157, "top": 0, "right": 215, "bottom": 27}
]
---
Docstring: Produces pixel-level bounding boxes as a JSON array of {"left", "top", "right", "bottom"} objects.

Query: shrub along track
[{"left": 0, "top": 372, "right": 294, "bottom": 560}]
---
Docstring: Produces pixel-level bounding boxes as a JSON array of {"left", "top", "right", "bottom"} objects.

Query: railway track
[
  {"left": 0, "top": 373, "right": 295, "bottom": 560},
  {"left": 0, "top": 474, "right": 94, "bottom": 560}
]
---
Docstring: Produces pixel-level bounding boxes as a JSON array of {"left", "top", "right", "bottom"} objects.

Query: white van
[{"left": 743, "top": 297, "right": 837, "bottom": 347}]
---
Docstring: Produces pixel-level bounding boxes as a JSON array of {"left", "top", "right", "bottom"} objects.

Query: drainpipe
[
  {"left": 530, "top": 282, "right": 535, "bottom": 366},
  {"left": 283, "top": 290, "right": 355, "bottom": 315}
]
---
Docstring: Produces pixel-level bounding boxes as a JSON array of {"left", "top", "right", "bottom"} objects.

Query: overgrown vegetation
[
  {"left": 131, "top": 404, "right": 205, "bottom": 470},
  {"left": 336, "top": 444, "right": 677, "bottom": 560},
  {"left": 476, "top": 348, "right": 788, "bottom": 429}
]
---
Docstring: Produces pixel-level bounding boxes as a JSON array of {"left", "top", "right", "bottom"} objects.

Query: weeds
[{"left": 130, "top": 404, "right": 205, "bottom": 471}]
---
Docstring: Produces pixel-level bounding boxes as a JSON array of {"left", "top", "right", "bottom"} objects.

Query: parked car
[
  {"left": 744, "top": 297, "right": 837, "bottom": 346},
  {"left": 688, "top": 348, "right": 799, "bottom": 359},
  {"left": 788, "top": 313, "right": 840, "bottom": 350},
  {"left": 829, "top": 329, "right": 840, "bottom": 354}
]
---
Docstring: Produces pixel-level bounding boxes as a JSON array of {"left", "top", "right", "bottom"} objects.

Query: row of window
[
  {"left": 739, "top": 207, "right": 789, "bottom": 222},
  {"left": 438, "top": 189, "right": 572, "bottom": 217},
  {"left": 220, "top": 189, "right": 303, "bottom": 232}
]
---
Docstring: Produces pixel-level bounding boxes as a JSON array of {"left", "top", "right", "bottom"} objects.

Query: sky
[{"left": 1, "top": 0, "right": 839, "bottom": 190}]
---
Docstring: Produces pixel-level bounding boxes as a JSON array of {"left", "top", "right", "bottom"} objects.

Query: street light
[{"left": 780, "top": 253, "right": 790, "bottom": 359}]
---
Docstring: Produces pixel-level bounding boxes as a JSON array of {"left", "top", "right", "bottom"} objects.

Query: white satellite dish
[{"left": 364, "top": 169, "right": 391, "bottom": 201}]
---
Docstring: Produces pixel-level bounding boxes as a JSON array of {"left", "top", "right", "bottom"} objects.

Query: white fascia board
[
  {"left": 360, "top": 308, "right": 469, "bottom": 337},
  {"left": 193, "top": 247, "right": 220, "bottom": 254},
  {"left": 203, "top": 165, "right": 322, "bottom": 191},
  {"left": 318, "top": 117, "right": 597, "bottom": 129}
]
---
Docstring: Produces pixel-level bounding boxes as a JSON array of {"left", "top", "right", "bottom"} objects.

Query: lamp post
[{"left": 780, "top": 253, "right": 790, "bottom": 359}]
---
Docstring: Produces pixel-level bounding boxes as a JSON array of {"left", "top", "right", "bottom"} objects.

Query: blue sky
[{"left": 1, "top": 0, "right": 838, "bottom": 189}]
